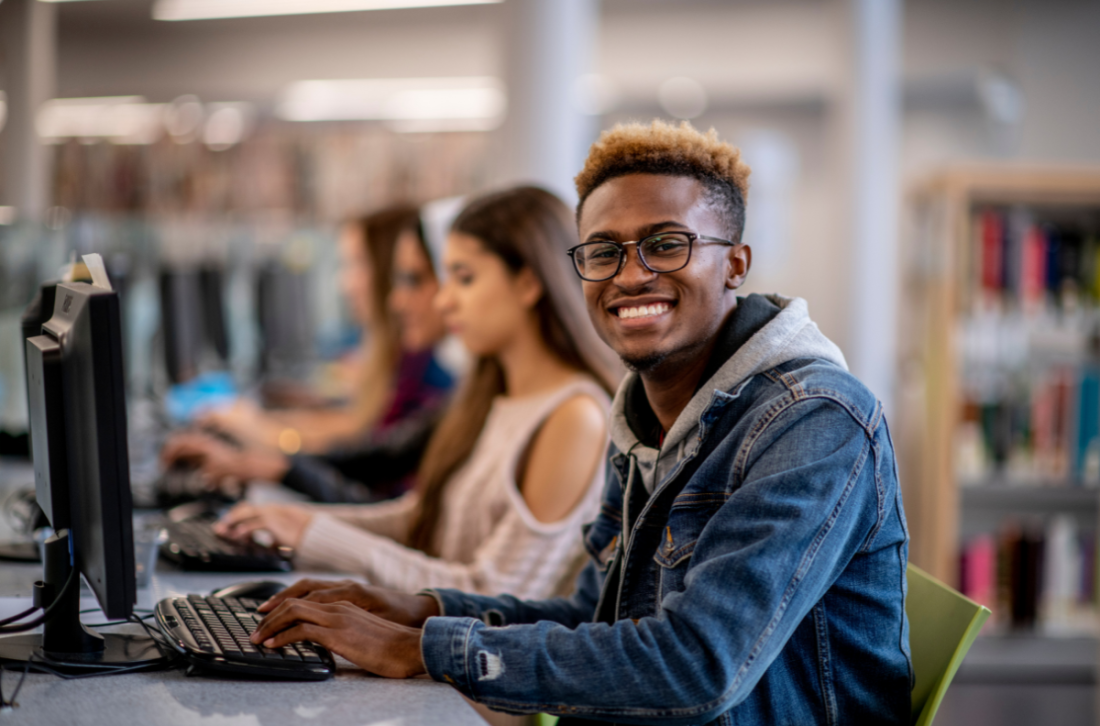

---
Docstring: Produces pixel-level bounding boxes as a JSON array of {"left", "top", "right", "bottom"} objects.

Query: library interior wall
[{"left": 25, "top": 0, "right": 1100, "bottom": 365}]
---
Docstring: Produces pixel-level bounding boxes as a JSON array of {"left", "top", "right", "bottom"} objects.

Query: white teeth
[{"left": 617, "top": 303, "right": 670, "bottom": 319}]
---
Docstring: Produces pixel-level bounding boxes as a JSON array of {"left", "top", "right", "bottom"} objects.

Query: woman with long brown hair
[{"left": 215, "top": 186, "right": 619, "bottom": 598}]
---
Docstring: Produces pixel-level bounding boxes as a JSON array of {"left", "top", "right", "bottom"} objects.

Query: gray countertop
[
  {"left": 0, "top": 478, "right": 487, "bottom": 726},
  {"left": 0, "top": 562, "right": 488, "bottom": 725},
  {"left": 0, "top": 664, "right": 480, "bottom": 726}
]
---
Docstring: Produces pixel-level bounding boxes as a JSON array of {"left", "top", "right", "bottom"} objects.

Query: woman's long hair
[
  {"left": 407, "top": 186, "right": 620, "bottom": 554},
  {"left": 352, "top": 205, "right": 421, "bottom": 430}
]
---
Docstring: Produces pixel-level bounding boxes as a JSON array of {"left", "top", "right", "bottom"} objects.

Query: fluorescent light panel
[
  {"left": 278, "top": 77, "right": 505, "bottom": 132},
  {"left": 152, "top": 0, "right": 499, "bottom": 21},
  {"left": 37, "top": 96, "right": 165, "bottom": 144}
]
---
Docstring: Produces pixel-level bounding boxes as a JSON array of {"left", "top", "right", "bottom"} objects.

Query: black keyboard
[
  {"left": 160, "top": 513, "right": 292, "bottom": 573},
  {"left": 152, "top": 465, "right": 236, "bottom": 508},
  {"left": 155, "top": 594, "right": 334, "bottom": 680}
]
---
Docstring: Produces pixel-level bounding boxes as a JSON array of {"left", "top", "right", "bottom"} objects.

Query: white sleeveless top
[{"left": 295, "top": 376, "right": 610, "bottom": 598}]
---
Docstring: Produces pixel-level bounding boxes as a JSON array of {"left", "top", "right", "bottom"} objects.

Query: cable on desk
[
  {"left": 0, "top": 660, "right": 31, "bottom": 711},
  {"left": 0, "top": 604, "right": 38, "bottom": 628},
  {"left": 0, "top": 567, "right": 78, "bottom": 634}
]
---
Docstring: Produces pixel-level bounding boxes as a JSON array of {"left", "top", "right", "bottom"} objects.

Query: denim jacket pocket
[
  {"left": 583, "top": 520, "right": 620, "bottom": 573},
  {"left": 653, "top": 493, "right": 727, "bottom": 596},
  {"left": 653, "top": 528, "right": 696, "bottom": 569},
  {"left": 653, "top": 526, "right": 696, "bottom": 600}
]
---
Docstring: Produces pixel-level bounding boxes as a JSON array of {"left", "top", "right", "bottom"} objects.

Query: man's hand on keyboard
[
  {"left": 214, "top": 503, "right": 312, "bottom": 548},
  {"left": 250, "top": 599, "right": 427, "bottom": 678},
  {"left": 257, "top": 578, "right": 441, "bottom": 627}
]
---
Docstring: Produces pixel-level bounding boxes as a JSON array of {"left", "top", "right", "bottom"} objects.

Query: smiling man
[{"left": 251, "top": 121, "right": 912, "bottom": 725}]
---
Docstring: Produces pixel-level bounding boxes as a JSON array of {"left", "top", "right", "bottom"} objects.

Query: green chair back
[
  {"left": 906, "top": 563, "right": 991, "bottom": 726},
  {"left": 538, "top": 563, "right": 989, "bottom": 726}
]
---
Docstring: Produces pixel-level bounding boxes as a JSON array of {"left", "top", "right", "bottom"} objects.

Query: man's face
[{"left": 577, "top": 173, "right": 748, "bottom": 374}]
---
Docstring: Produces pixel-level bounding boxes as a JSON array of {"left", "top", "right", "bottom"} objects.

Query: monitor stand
[{"left": 0, "top": 530, "right": 163, "bottom": 674}]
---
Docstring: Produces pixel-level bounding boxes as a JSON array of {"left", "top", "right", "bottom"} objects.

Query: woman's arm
[{"left": 294, "top": 395, "right": 608, "bottom": 597}]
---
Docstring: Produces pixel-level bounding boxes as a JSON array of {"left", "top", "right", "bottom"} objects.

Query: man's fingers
[
  {"left": 260, "top": 622, "right": 327, "bottom": 651},
  {"left": 251, "top": 599, "right": 334, "bottom": 644},
  {"left": 258, "top": 578, "right": 337, "bottom": 612}
]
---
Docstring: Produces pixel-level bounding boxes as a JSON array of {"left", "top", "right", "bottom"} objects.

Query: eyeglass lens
[{"left": 573, "top": 233, "right": 692, "bottom": 280}]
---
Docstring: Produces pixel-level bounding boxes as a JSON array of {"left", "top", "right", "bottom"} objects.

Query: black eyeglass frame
[{"left": 566, "top": 231, "right": 738, "bottom": 282}]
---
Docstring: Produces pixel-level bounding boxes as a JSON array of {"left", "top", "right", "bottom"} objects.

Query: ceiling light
[
  {"left": 277, "top": 77, "right": 506, "bottom": 132},
  {"left": 36, "top": 96, "right": 165, "bottom": 145},
  {"left": 658, "top": 77, "right": 708, "bottom": 120},
  {"left": 152, "top": 0, "right": 499, "bottom": 21},
  {"left": 204, "top": 103, "right": 252, "bottom": 150}
]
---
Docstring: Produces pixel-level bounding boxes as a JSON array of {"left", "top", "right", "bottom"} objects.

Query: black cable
[
  {"left": 0, "top": 605, "right": 38, "bottom": 628},
  {"left": 0, "top": 661, "right": 31, "bottom": 710},
  {"left": 0, "top": 567, "right": 78, "bottom": 634}
]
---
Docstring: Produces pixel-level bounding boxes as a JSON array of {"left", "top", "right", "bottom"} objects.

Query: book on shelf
[
  {"left": 960, "top": 516, "right": 1098, "bottom": 635},
  {"left": 956, "top": 204, "right": 1100, "bottom": 488}
]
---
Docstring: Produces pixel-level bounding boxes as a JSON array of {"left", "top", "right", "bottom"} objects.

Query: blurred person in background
[
  {"left": 164, "top": 205, "right": 458, "bottom": 503},
  {"left": 209, "top": 185, "right": 620, "bottom": 601}
]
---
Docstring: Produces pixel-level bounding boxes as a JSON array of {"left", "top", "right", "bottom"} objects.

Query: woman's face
[
  {"left": 389, "top": 230, "right": 447, "bottom": 352},
  {"left": 338, "top": 223, "right": 373, "bottom": 327},
  {"left": 435, "top": 232, "right": 542, "bottom": 358}
]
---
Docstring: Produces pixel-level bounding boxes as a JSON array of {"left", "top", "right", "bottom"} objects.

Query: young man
[{"left": 251, "top": 121, "right": 912, "bottom": 725}]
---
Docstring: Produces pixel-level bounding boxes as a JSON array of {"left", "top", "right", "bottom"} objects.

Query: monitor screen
[{"left": 39, "top": 281, "right": 136, "bottom": 619}]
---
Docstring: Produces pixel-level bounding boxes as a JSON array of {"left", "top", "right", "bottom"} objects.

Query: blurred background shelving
[{"left": 898, "top": 166, "right": 1100, "bottom": 715}]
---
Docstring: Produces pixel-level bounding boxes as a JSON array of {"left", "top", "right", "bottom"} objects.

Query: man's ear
[
  {"left": 514, "top": 266, "right": 544, "bottom": 308},
  {"left": 725, "top": 243, "right": 751, "bottom": 290}
]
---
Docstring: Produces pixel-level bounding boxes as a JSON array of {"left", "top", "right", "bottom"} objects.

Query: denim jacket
[{"left": 421, "top": 296, "right": 911, "bottom": 725}]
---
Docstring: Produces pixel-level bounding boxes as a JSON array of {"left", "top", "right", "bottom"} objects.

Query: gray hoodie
[{"left": 609, "top": 294, "right": 849, "bottom": 494}]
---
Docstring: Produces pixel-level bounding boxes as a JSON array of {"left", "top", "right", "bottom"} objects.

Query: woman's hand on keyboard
[
  {"left": 257, "top": 578, "right": 440, "bottom": 628},
  {"left": 215, "top": 503, "right": 312, "bottom": 549},
  {"left": 250, "top": 599, "right": 427, "bottom": 678},
  {"left": 161, "top": 431, "right": 290, "bottom": 492}
]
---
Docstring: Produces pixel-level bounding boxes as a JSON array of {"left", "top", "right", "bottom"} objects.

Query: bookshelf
[{"left": 898, "top": 165, "right": 1100, "bottom": 638}]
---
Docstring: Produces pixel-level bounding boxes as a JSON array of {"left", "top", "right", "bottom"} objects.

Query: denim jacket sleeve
[{"left": 419, "top": 396, "right": 889, "bottom": 725}]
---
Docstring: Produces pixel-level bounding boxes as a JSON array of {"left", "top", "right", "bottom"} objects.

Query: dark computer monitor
[
  {"left": 159, "top": 264, "right": 230, "bottom": 386},
  {"left": 255, "top": 260, "right": 312, "bottom": 379},
  {"left": 0, "top": 281, "right": 161, "bottom": 671}
]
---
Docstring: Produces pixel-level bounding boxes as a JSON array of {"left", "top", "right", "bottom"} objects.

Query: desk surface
[{"left": 0, "top": 513, "right": 487, "bottom": 726}]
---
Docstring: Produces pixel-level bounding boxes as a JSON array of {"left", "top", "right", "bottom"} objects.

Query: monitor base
[{"left": 0, "top": 632, "right": 165, "bottom": 674}]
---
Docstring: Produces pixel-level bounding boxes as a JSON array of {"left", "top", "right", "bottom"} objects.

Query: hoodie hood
[{"left": 609, "top": 294, "right": 848, "bottom": 492}]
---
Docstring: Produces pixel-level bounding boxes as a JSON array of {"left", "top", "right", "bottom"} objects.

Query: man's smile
[{"left": 607, "top": 297, "right": 677, "bottom": 325}]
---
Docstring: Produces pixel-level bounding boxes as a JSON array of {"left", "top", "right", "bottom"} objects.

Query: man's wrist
[
  {"left": 400, "top": 628, "right": 428, "bottom": 678},
  {"left": 409, "top": 593, "right": 441, "bottom": 627}
]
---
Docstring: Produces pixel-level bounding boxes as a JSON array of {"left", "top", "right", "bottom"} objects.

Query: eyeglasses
[{"left": 566, "top": 231, "right": 737, "bottom": 282}]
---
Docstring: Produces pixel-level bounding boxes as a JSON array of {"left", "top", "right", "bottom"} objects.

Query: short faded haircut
[{"left": 574, "top": 120, "right": 752, "bottom": 241}]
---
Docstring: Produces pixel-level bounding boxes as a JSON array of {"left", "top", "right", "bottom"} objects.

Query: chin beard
[
  {"left": 620, "top": 335, "right": 711, "bottom": 377},
  {"left": 620, "top": 351, "right": 669, "bottom": 374}
]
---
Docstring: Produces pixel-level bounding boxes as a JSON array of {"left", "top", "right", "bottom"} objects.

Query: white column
[
  {"left": 499, "top": 0, "right": 599, "bottom": 205},
  {"left": 847, "top": 0, "right": 902, "bottom": 414},
  {"left": 0, "top": 0, "right": 56, "bottom": 223}
]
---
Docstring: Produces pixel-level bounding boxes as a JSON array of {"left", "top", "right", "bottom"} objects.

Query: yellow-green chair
[
  {"left": 906, "top": 563, "right": 991, "bottom": 726},
  {"left": 538, "top": 564, "right": 989, "bottom": 726}
]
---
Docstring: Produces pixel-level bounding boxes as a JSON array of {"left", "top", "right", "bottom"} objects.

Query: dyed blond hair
[{"left": 575, "top": 120, "right": 752, "bottom": 240}]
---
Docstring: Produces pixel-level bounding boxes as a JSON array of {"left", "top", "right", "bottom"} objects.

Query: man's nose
[{"left": 614, "top": 245, "right": 656, "bottom": 288}]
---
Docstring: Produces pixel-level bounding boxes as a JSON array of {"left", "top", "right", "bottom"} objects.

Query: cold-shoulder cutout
[{"left": 518, "top": 393, "right": 609, "bottom": 524}]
